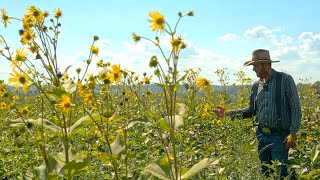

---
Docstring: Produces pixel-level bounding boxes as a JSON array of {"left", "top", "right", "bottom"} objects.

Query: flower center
[
  {"left": 19, "top": 76, "right": 26, "bottom": 84},
  {"left": 156, "top": 18, "right": 164, "bottom": 25}
]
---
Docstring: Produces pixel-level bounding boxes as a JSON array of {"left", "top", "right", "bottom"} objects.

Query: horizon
[{"left": 1, "top": 0, "right": 320, "bottom": 85}]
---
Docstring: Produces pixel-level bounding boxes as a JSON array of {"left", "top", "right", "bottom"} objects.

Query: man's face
[{"left": 252, "top": 63, "right": 267, "bottom": 78}]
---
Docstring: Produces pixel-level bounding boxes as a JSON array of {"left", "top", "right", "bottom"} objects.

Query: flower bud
[
  {"left": 132, "top": 33, "right": 140, "bottom": 43},
  {"left": 76, "top": 68, "right": 81, "bottom": 74},
  {"left": 187, "top": 11, "right": 194, "bottom": 16},
  {"left": 149, "top": 56, "right": 158, "bottom": 68}
]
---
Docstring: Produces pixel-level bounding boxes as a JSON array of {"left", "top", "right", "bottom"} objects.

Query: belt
[{"left": 258, "top": 126, "right": 281, "bottom": 135}]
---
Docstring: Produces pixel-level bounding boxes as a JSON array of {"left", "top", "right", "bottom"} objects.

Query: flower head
[
  {"left": 59, "top": 94, "right": 72, "bottom": 112},
  {"left": 14, "top": 48, "right": 28, "bottom": 62},
  {"left": 90, "top": 45, "right": 99, "bottom": 56},
  {"left": 107, "top": 64, "right": 122, "bottom": 85},
  {"left": 148, "top": 11, "right": 165, "bottom": 33},
  {"left": 200, "top": 103, "right": 213, "bottom": 118},
  {"left": 143, "top": 76, "right": 152, "bottom": 85},
  {"left": 84, "top": 93, "right": 93, "bottom": 103},
  {"left": 1, "top": 9, "right": 12, "bottom": 28},
  {"left": 0, "top": 102, "right": 6, "bottom": 110},
  {"left": 149, "top": 56, "right": 158, "bottom": 68},
  {"left": 187, "top": 11, "right": 194, "bottom": 16},
  {"left": 53, "top": 8, "right": 63, "bottom": 18},
  {"left": 25, "top": 6, "right": 45, "bottom": 23},
  {"left": 9, "top": 68, "right": 32, "bottom": 93},
  {"left": 132, "top": 33, "right": 141, "bottom": 43},
  {"left": 195, "top": 77, "right": 210, "bottom": 90},
  {"left": 20, "top": 106, "right": 30, "bottom": 116},
  {"left": 171, "top": 36, "right": 183, "bottom": 53},
  {"left": 20, "top": 29, "right": 36, "bottom": 44}
]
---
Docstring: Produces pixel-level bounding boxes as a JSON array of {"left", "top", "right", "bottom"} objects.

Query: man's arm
[
  {"left": 217, "top": 85, "right": 256, "bottom": 119},
  {"left": 285, "top": 74, "right": 302, "bottom": 133},
  {"left": 282, "top": 74, "right": 302, "bottom": 149}
]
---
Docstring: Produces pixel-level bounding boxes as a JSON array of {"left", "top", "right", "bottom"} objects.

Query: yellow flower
[
  {"left": 25, "top": 6, "right": 44, "bottom": 23},
  {"left": 132, "top": 33, "right": 141, "bottom": 43},
  {"left": 20, "top": 29, "right": 36, "bottom": 44},
  {"left": 195, "top": 77, "right": 210, "bottom": 90},
  {"left": 10, "top": 60, "right": 22, "bottom": 68},
  {"left": 108, "top": 64, "right": 122, "bottom": 85},
  {"left": 54, "top": 8, "right": 63, "bottom": 18},
  {"left": 143, "top": 76, "right": 152, "bottom": 84},
  {"left": 0, "top": 86, "right": 6, "bottom": 96},
  {"left": 148, "top": 11, "right": 165, "bottom": 33},
  {"left": 22, "top": 16, "right": 32, "bottom": 30},
  {"left": 14, "top": 48, "right": 28, "bottom": 62},
  {"left": 306, "top": 135, "right": 312, "bottom": 142},
  {"left": 216, "top": 119, "right": 223, "bottom": 126},
  {"left": 7, "top": 104, "right": 14, "bottom": 111},
  {"left": 0, "top": 102, "right": 6, "bottom": 110},
  {"left": 59, "top": 95, "right": 72, "bottom": 112},
  {"left": 9, "top": 69, "right": 32, "bottom": 93},
  {"left": 53, "top": 115, "right": 59, "bottom": 123},
  {"left": 96, "top": 59, "right": 103, "bottom": 67},
  {"left": 77, "top": 81, "right": 84, "bottom": 93},
  {"left": 84, "top": 93, "right": 93, "bottom": 103},
  {"left": 171, "top": 36, "right": 183, "bottom": 53},
  {"left": 171, "top": 36, "right": 182, "bottom": 47},
  {"left": 98, "top": 71, "right": 108, "bottom": 81},
  {"left": 13, "top": 95, "right": 19, "bottom": 101},
  {"left": 20, "top": 106, "right": 30, "bottom": 116},
  {"left": 201, "top": 103, "right": 213, "bottom": 118},
  {"left": 1, "top": 9, "right": 12, "bottom": 28},
  {"left": 90, "top": 46, "right": 99, "bottom": 56}
]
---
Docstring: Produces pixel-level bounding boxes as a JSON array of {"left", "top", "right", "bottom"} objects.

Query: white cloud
[
  {"left": 96, "top": 39, "right": 112, "bottom": 48},
  {"left": 218, "top": 33, "right": 237, "bottom": 41},
  {"left": 298, "top": 32, "right": 320, "bottom": 57},
  {"left": 244, "top": 25, "right": 273, "bottom": 39}
]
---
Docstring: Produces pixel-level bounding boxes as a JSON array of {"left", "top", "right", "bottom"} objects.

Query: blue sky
[{"left": 1, "top": 0, "right": 320, "bottom": 84}]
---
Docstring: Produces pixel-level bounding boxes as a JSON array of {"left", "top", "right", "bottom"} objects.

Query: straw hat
[{"left": 243, "top": 49, "right": 279, "bottom": 66}]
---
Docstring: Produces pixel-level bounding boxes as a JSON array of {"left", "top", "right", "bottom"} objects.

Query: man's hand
[
  {"left": 282, "top": 133, "right": 297, "bottom": 150},
  {"left": 215, "top": 106, "right": 225, "bottom": 117}
]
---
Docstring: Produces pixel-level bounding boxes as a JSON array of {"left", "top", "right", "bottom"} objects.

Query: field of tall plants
[{"left": 0, "top": 7, "right": 319, "bottom": 179}]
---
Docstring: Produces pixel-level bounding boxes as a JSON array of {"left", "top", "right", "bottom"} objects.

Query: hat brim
[{"left": 243, "top": 60, "right": 280, "bottom": 66}]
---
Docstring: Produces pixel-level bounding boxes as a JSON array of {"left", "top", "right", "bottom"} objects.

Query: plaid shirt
[{"left": 233, "top": 69, "right": 302, "bottom": 133}]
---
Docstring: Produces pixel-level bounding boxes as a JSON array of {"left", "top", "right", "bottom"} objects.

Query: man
[{"left": 216, "top": 49, "right": 301, "bottom": 178}]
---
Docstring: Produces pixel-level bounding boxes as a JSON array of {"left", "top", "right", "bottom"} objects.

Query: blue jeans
[{"left": 256, "top": 128, "right": 290, "bottom": 177}]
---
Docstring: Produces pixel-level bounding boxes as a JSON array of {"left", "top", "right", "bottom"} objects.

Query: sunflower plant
[
  {"left": 131, "top": 10, "right": 223, "bottom": 180},
  {"left": 0, "top": 6, "right": 103, "bottom": 179}
]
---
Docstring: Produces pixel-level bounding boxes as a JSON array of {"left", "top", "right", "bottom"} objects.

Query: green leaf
[
  {"left": 62, "top": 80, "right": 77, "bottom": 94},
  {"left": 61, "top": 160, "right": 89, "bottom": 176},
  {"left": 181, "top": 158, "right": 219, "bottom": 179},
  {"left": 127, "top": 116, "right": 151, "bottom": 129},
  {"left": 47, "top": 87, "right": 68, "bottom": 99},
  {"left": 68, "top": 114, "right": 103, "bottom": 134},
  {"left": 9, "top": 118, "right": 62, "bottom": 133},
  {"left": 164, "top": 115, "right": 184, "bottom": 130},
  {"left": 299, "top": 169, "right": 320, "bottom": 179},
  {"left": 144, "top": 162, "right": 170, "bottom": 180},
  {"left": 310, "top": 144, "right": 319, "bottom": 162},
  {"left": 98, "top": 152, "right": 112, "bottom": 164},
  {"left": 35, "top": 155, "right": 65, "bottom": 178},
  {"left": 110, "top": 134, "right": 124, "bottom": 155},
  {"left": 63, "top": 65, "right": 73, "bottom": 75},
  {"left": 34, "top": 118, "right": 62, "bottom": 132},
  {"left": 156, "top": 118, "right": 170, "bottom": 132},
  {"left": 176, "top": 103, "right": 187, "bottom": 117}
]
